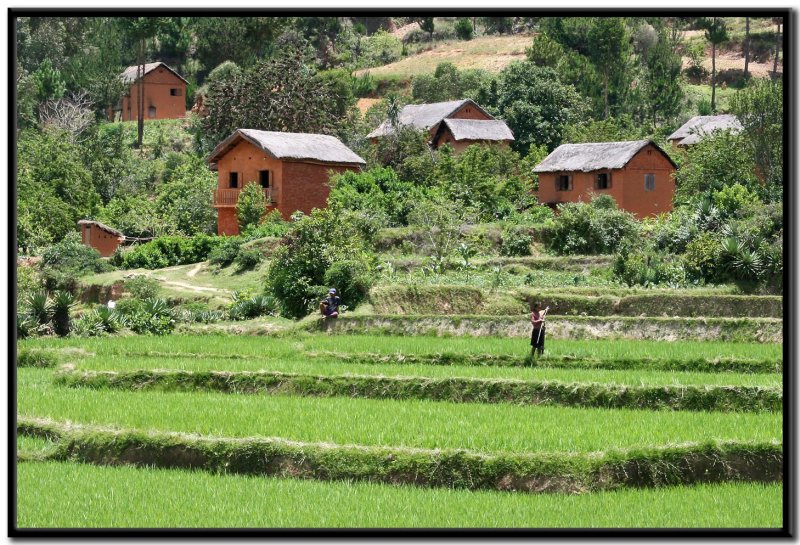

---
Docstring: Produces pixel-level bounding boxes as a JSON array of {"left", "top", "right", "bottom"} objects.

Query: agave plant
[
  {"left": 52, "top": 290, "right": 76, "bottom": 337},
  {"left": 16, "top": 311, "right": 37, "bottom": 339},
  {"left": 95, "top": 306, "right": 126, "bottom": 333},
  {"left": 27, "top": 291, "right": 52, "bottom": 327},
  {"left": 70, "top": 310, "right": 106, "bottom": 337}
]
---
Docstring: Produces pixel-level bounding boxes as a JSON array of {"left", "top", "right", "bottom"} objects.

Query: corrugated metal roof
[
  {"left": 533, "top": 140, "right": 675, "bottom": 172},
  {"left": 667, "top": 114, "right": 743, "bottom": 145},
  {"left": 120, "top": 62, "right": 188, "bottom": 85},
  {"left": 208, "top": 129, "right": 366, "bottom": 166},
  {"left": 367, "top": 99, "right": 492, "bottom": 138},
  {"left": 441, "top": 118, "right": 514, "bottom": 141}
]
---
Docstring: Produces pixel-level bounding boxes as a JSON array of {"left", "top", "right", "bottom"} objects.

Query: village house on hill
[
  {"left": 367, "top": 99, "right": 513, "bottom": 151},
  {"left": 77, "top": 220, "right": 125, "bottom": 257},
  {"left": 109, "top": 62, "right": 187, "bottom": 122},
  {"left": 533, "top": 140, "right": 677, "bottom": 218},
  {"left": 667, "top": 114, "right": 743, "bottom": 147},
  {"left": 207, "top": 129, "right": 366, "bottom": 235}
]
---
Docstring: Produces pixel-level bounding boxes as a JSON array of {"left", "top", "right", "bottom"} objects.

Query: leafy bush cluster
[
  {"left": 266, "top": 208, "right": 376, "bottom": 318},
  {"left": 112, "top": 234, "right": 223, "bottom": 269},
  {"left": 548, "top": 195, "right": 640, "bottom": 255},
  {"left": 39, "top": 232, "right": 112, "bottom": 292},
  {"left": 113, "top": 297, "right": 175, "bottom": 336}
]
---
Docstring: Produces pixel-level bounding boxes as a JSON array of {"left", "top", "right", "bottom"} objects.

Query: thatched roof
[
  {"left": 438, "top": 118, "right": 514, "bottom": 142},
  {"left": 77, "top": 220, "right": 125, "bottom": 238},
  {"left": 533, "top": 140, "right": 677, "bottom": 173},
  {"left": 120, "top": 62, "right": 188, "bottom": 85},
  {"left": 366, "top": 99, "right": 493, "bottom": 138},
  {"left": 667, "top": 115, "right": 743, "bottom": 145},
  {"left": 208, "top": 129, "right": 366, "bottom": 166}
]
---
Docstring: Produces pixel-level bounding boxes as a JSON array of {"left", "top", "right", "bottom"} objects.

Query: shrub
[
  {"left": 265, "top": 208, "right": 375, "bottom": 318},
  {"left": 125, "top": 276, "right": 160, "bottom": 299},
  {"left": 236, "top": 182, "right": 267, "bottom": 232},
  {"left": 40, "top": 232, "right": 112, "bottom": 291},
  {"left": 613, "top": 246, "right": 687, "bottom": 288},
  {"left": 712, "top": 183, "right": 759, "bottom": 219},
  {"left": 499, "top": 228, "right": 532, "bottom": 257},
  {"left": 454, "top": 18, "right": 474, "bottom": 40},
  {"left": 116, "top": 297, "right": 174, "bottom": 335},
  {"left": 548, "top": 196, "right": 639, "bottom": 255},
  {"left": 228, "top": 291, "right": 279, "bottom": 320},
  {"left": 208, "top": 237, "right": 244, "bottom": 267},
  {"left": 234, "top": 248, "right": 263, "bottom": 271},
  {"left": 114, "top": 235, "right": 224, "bottom": 269},
  {"left": 682, "top": 232, "right": 722, "bottom": 283},
  {"left": 241, "top": 210, "right": 290, "bottom": 239},
  {"left": 323, "top": 258, "right": 373, "bottom": 309}
]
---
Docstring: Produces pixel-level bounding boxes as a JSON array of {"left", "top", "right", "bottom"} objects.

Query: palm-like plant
[
  {"left": 27, "top": 291, "right": 52, "bottom": 327},
  {"left": 52, "top": 290, "right": 76, "bottom": 336}
]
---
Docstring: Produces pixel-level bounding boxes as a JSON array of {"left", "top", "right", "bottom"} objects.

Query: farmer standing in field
[
  {"left": 320, "top": 288, "right": 341, "bottom": 319},
  {"left": 530, "top": 302, "right": 546, "bottom": 359}
]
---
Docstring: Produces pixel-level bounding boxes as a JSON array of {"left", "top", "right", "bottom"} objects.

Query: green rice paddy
[{"left": 16, "top": 461, "right": 782, "bottom": 528}]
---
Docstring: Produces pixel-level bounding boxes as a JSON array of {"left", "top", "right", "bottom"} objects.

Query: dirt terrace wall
[{"left": 312, "top": 314, "right": 783, "bottom": 343}]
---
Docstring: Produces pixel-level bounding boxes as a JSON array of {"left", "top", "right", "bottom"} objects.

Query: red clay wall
[
  {"left": 216, "top": 208, "right": 239, "bottom": 236},
  {"left": 215, "top": 140, "right": 285, "bottom": 196},
  {"left": 537, "top": 144, "right": 675, "bottom": 218},
  {"left": 118, "top": 67, "right": 186, "bottom": 121},
  {"left": 213, "top": 139, "right": 360, "bottom": 233},
  {"left": 81, "top": 225, "right": 123, "bottom": 257},
  {"left": 280, "top": 162, "right": 359, "bottom": 220}
]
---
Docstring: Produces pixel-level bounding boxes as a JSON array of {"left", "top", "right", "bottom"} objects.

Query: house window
[
  {"left": 556, "top": 174, "right": 573, "bottom": 191},
  {"left": 595, "top": 172, "right": 611, "bottom": 190},
  {"left": 259, "top": 170, "right": 270, "bottom": 188},
  {"left": 644, "top": 173, "right": 656, "bottom": 191},
  {"left": 148, "top": 106, "right": 157, "bottom": 118},
  {"left": 229, "top": 172, "right": 239, "bottom": 188},
  {"left": 170, "top": 88, "right": 182, "bottom": 96}
]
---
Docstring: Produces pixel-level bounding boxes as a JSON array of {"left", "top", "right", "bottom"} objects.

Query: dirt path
[
  {"left": 186, "top": 263, "right": 203, "bottom": 278},
  {"left": 158, "top": 279, "right": 225, "bottom": 294}
]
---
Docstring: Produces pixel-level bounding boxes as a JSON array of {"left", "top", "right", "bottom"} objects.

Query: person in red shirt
[{"left": 530, "top": 302, "right": 546, "bottom": 359}]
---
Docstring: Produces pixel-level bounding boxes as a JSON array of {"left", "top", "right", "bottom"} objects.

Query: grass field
[
  {"left": 354, "top": 34, "right": 532, "bottom": 80},
  {"left": 16, "top": 461, "right": 781, "bottom": 528},
  {"left": 19, "top": 368, "right": 781, "bottom": 453},
  {"left": 21, "top": 335, "right": 782, "bottom": 361},
  {"left": 17, "top": 328, "right": 784, "bottom": 528}
]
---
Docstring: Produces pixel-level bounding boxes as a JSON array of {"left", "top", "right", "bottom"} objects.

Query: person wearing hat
[{"left": 320, "top": 288, "right": 341, "bottom": 319}]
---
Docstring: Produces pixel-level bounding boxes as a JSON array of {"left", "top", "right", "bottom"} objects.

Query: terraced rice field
[{"left": 16, "top": 330, "right": 783, "bottom": 529}]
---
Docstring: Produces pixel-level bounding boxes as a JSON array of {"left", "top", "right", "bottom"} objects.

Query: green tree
[
  {"left": 198, "top": 48, "right": 341, "bottom": 153},
  {"left": 17, "top": 128, "right": 99, "bottom": 245},
  {"left": 156, "top": 157, "right": 217, "bottom": 235},
  {"left": 489, "top": 62, "right": 587, "bottom": 153},
  {"left": 730, "top": 79, "right": 783, "bottom": 190},
  {"left": 701, "top": 17, "right": 729, "bottom": 112},
  {"left": 236, "top": 182, "right": 268, "bottom": 232},
  {"left": 454, "top": 18, "right": 474, "bottom": 40},
  {"left": 587, "top": 17, "right": 631, "bottom": 119},
  {"left": 418, "top": 17, "right": 435, "bottom": 41},
  {"left": 674, "top": 131, "right": 758, "bottom": 200},
  {"left": 641, "top": 28, "right": 684, "bottom": 128},
  {"left": 118, "top": 17, "right": 169, "bottom": 148},
  {"left": 31, "top": 58, "right": 66, "bottom": 104}
]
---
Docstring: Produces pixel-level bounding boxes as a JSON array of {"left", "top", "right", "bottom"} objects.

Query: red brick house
[
  {"left": 78, "top": 220, "right": 125, "bottom": 257},
  {"left": 208, "top": 129, "right": 366, "bottom": 235},
  {"left": 367, "top": 99, "right": 511, "bottom": 151},
  {"left": 430, "top": 118, "right": 514, "bottom": 152},
  {"left": 533, "top": 140, "right": 677, "bottom": 218},
  {"left": 110, "top": 62, "right": 187, "bottom": 122}
]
